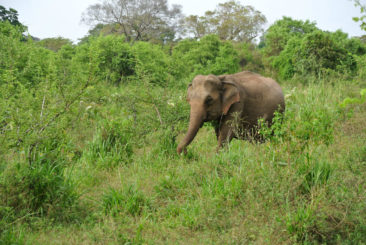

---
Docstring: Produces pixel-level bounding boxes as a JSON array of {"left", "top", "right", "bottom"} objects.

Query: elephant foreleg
[
  {"left": 214, "top": 125, "right": 219, "bottom": 139},
  {"left": 216, "top": 124, "right": 234, "bottom": 152}
]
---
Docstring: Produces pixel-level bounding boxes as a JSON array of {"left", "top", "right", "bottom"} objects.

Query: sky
[{"left": 1, "top": 0, "right": 365, "bottom": 42}]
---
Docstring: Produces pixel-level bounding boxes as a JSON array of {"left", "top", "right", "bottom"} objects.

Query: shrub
[
  {"left": 262, "top": 17, "right": 319, "bottom": 57},
  {"left": 132, "top": 42, "right": 170, "bottom": 86},
  {"left": 235, "top": 42, "right": 264, "bottom": 73},
  {"left": 87, "top": 35, "right": 136, "bottom": 84},
  {"left": 172, "top": 35, "right": 239, "bottom": 79},
  {"left": 273, "top": 31, "right": 356, "bottom": 80},
  {"left": 84, "top": 118, "right": 134, "bottom": 168},
  {"left": 0, "top": 21, "right": 55, "bottom": 87},
  {"left": 0, "top": 147, "right": 79, "bottom": 221},
  {"left": 330, "top": 30, "right": 366, "bottom": 56},
  {"left": 355, "top": 55, "right": 366, "bottom": 79}
]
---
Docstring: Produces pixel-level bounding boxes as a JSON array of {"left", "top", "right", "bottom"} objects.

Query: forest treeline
[
  {"left": 1, "top": 1, "right": 366, "bottom": 244},
  {"left": 2, "top": 1, "right": 366, "bottom": 86}
]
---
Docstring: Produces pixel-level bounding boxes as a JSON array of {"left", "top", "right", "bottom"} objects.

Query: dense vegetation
[{"left": 1, "top": 2, "right": 366, "bottom": 244}]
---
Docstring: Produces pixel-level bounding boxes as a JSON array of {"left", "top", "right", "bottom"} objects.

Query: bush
[
  {"left": 84, "top": 118, "right": 134, "bottom": 168},
  {"left": 262, "top": 17, "right": 319, "bottom": 57},
  {"left": 0, "top": 149, "right": 79, "bottom": 221},
  {"left": 273, "top": 31, "right": 356, "bottom": 80},
  {"left": 172, "top": 35, "right": 239, "bottom": 79},
  {"left": 355, "top": 55, "right": 366, "bottom": 79},
  {"left": 86, "top": 35, "right": 136, "bottom": 84},
  {"left": 235, "top": 42, "right": 264, "bottom": 73},
  {"left": 132, "top": 42, "right": 170, "bottom": 86},
  {"left": 0, "top": 21, "right": 55, "bottom": 87},
  {"left": 330, "top": 30, "right": 366, "bottom": 56}
]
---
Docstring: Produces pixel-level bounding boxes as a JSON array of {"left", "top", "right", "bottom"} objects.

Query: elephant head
[{"left": 177, "top": 74, "right": 240, "bottom": 154}]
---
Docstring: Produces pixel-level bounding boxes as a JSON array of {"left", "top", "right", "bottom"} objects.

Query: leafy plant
[
  {"left": 298, "top": 161, "right": 333, "bottom": 194},
  {"left": 84, "top": 118, "right": 134, "bottom": 168},
  {"left": 172, "top": 35, "right": 239, "bottom": 79},
  {"left": 340, "top": 88, "right": 366, "bottom": 108},
  {"left": 273, "top": 31, "right": 356, "bottom": 80},
  {"left": 132, "top": 42, "right": 170, "bottom": 86}
]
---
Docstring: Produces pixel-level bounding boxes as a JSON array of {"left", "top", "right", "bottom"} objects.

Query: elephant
[{"left": 176, "top": 71, "right": 285, "bottom": 154}]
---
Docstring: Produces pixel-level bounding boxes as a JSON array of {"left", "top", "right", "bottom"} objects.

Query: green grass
[{"left": 1, "top": 79, "right": 366, "bottom": 244}]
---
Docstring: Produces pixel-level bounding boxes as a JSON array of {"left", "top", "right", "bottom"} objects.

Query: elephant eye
[{"left": 205, "top": 95, "right": 214, "bottom": 105}]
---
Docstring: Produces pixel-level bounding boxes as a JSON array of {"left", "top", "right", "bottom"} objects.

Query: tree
[
  {"left": 38, "top": 37, "right": 73, "bottom": 52},
  {"left": 81, "top": 0, "right": 183, "bottom": 42},
  {"left": 273, "top": 31, "right": 356, "bottom": 80},
  {"left": 0, "top": 5, "right": 25, "bottom": 33},
  {"left": 0, "top": 5, "right": 21, "bottom": 26},
  {"left": 182, "top": 1, "right": 266, "bottom": 42},
  {"left": 262, "top": 17, "right": 318, "bottom": 57},
  {"left": 171, "top": 34, "right": 239, "bottom": 78},
  {"left": 353, "top": 0, "right": 366, "bottom": 31},
  {"left": 359, "top": 34, "right": 366, "bottom": 43}
]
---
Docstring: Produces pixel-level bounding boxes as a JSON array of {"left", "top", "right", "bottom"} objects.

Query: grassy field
[
  {"left": 1, "top": 17, "right": 366, "bottom": 244},
  {"left": 2, "top": 78, "right": 365, "bottom": 244}
]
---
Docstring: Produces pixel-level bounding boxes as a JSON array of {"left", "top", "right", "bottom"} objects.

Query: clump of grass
[
  {"left": 102, "top": 185, "right": 151, "bottom": 217},
  {"left": 298, "top": 160, "right": 332, "bottom": 194},
  {"left": 0, "top": 138, "right": 79, "bottom": 224},
  {"left": 83, "top": 118, "right": 134, "bottom": 168}
]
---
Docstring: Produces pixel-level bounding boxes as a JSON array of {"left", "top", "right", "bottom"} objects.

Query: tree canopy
[
  {"left": 38, "top": 37, "right": 73, "bottom": 51},
  {"left": 81, "top": 0, "right": 183, "bottom": 43},
  {"left": 182, "top": 1, "right": 266, "bottom": 42},
  {"left": 353, "top": 0, "right": 366, "bottom": 31},
  {"left": 0, "top": 5, "right": 22, "bottom": 26},
  {"left": 262, "top": 17, "right": 319, "bottom": 57}
]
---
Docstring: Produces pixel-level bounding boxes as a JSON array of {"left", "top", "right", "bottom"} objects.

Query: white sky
[{"left": 1, "top": 0, "right": 365, "bottom": 42}]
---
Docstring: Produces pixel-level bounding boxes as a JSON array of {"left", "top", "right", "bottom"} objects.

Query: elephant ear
[{"left": 222, "top": 81, "right": 240, "bottom": 115}]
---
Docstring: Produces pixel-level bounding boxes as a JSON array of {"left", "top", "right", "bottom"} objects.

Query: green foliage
[
  {"left": 235, "top": 42, "right": 264, "bottom": 72},
  {"left": 330, "top": 30, "right": 366, "bottom": 56},
  {"left": 273, "top": 31, "right": 356, "bottom": 80},
  {"left": 355, "top": 54, "right": 366, "bottom": 79},
  {"left": 258, "top": 110, "right": 286, "bottom": 143},
  {"left": 340, "top": 88, "right": 366, "bottom": 108},
  {"left": 38, "top": 37, "right": 73, "bottom": 52},
  {"left": 0, "top": 21, "right": 55, "bottom": 87},
  {"left": 84, "top": 118, "right": 134, "bottom": 168},
  {"left": 262, "top": 17, "right": 318, "bottom": 57},
  {"left": 1, "top": 158, "right": 78, "bottom": 219},
  {"left": 183, "top": 1, "right": 266, "bottom": 42},
  {"left": 0, "top": 19, "right": 23, "bottom": 39},
  {"left": 0, "top": 134, "right": 79, "bottom": 224},
  {"left": 132, "top": 42, "right": 170, "bottom": 86},
  {"left": 286, "top": 205, "right": 318, "bottom": 242},
  {"left": 298, "top": 160, "right": 332, "bottom": 194},
  {"left": 172, "top": 35, "right": 239, "bottom": 78},
  {"left": 0, "top": 22, "right": 92, "bottom": 234},
  {"left": 86, "top": 35, "right": 136, "bottom": 84},
  {"left": 102, "top": 186, "right": 151, "bottom": 216},
  {"left": 1, "top": 12, "right": 366, "bottom": 245},
  {"left": 0, "top": 5, "right": 24, "bottom": 30},
  {"left": 151, "top": 128, "right": 178, "bottom": 157},
  {"left": 263, "top": 18, "right": 366, "bottom": 80},
  {"left": 353, "top": 0, "right": 366, "bottom": 31}
]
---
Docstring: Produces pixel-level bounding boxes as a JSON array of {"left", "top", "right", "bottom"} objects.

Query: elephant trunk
[{"left": 177, "top": 105, "right": 206, "bottom": 154}]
